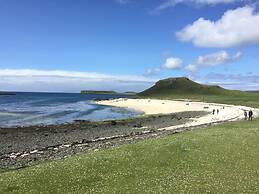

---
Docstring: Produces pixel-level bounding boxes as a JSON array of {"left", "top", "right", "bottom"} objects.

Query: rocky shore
[{"left": 0, "top": 111, "right": 206, "bottom": 172}]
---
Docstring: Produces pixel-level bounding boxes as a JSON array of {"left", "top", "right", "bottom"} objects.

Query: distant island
[
  {"left": 124, "top": 91, "right": 137, "bottom": 95},
  {"left": 80, "top": 90, "right": 137, "bottom": 96},
  {"left": 0, "top": 91, "right": 16, "bottom": 96},
  {"left": 80, "top": 90, "right": 117, "bottom": 95}
]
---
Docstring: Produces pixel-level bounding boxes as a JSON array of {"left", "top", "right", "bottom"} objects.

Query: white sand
[{"left": 96, "top": 98, "right": 259, "bottom": 130}]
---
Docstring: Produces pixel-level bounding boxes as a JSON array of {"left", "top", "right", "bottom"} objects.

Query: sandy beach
[{"left": 97, "top": 98, "right": 259, "bottom": 129}]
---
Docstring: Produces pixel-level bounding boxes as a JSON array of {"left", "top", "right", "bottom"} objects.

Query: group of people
[
  {"left": 244, "top": 110, "right": 253, "bottom": 121},
  {"left": 212, "top": 107, "right": 254, "bottom": 121},
  {"left": 212, "top": 109, "right": 219, "bottom": 115}
]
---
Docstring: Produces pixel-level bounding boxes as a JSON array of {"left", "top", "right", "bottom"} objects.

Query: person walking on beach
[
  {"left": 212, "top": 109, "right": 215, "bottom": 115},
  {"left": 244, "top": 111, "right": 248, "bottom": 120},
  {"left": 217, "top": 109, "right": 219, "bottom": 114},
  {"left": 248, "top": 110, "right": 253, "bottom": 121}
]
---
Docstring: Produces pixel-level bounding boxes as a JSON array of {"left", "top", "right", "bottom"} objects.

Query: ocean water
[{"left": 0, "top": 92, "right": 141, "bottom": 128}]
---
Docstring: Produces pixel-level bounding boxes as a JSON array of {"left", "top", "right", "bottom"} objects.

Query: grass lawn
[{"left": 1, "top": 118, "right": 259, "bottom": 193}]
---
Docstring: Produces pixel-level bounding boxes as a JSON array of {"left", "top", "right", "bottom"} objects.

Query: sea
[{"left": 0, "top": 92, "right": 142, "bottom": 128}]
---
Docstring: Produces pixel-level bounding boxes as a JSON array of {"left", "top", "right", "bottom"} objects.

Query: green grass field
[{"left": 1, "top": 118, "right": 259, "bottom": 193}]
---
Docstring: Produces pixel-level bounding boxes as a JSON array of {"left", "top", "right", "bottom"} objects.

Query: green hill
[
  {"left": 139, "top": 77, "right": 231, "bottom": 96},
  {"left": 138, "top": 77, "right": 259, "bottom": 107}
]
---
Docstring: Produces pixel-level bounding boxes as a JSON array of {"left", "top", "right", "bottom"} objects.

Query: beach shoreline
[{"left": 1, "top": 98, "right": 258, "bottom": 172}]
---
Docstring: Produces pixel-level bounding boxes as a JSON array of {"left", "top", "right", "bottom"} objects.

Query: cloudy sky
[{"left": 0, "top": 0, "right": 259, "bottom": 92}]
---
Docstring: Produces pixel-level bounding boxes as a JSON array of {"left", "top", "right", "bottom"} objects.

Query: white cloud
[
  {"left": 143, "top": 55, "right": 183, "bottom": 76},
  {"left": 185, "top": 64, "right": 197, "bottom": 73},
  {"left": 197, "top": 50, "right": 242, "bottom": 66},
  {"left": 176, "top": 6, "right": 259, "bottom": 47},
  {"left": 163, "top": 57, "right": 183, "bottom": 69},
  {"left": 152, "top": 0, "right": 239, "bottom": 13},
  {"left": 115, "top": 0, "right": 132, "bottom": 4},
  {"left": 185, "top": 51, "right": 241, "bottom": 72},
  {"left": 0, "top": 69, "right": 156, "bottom": 93},
  {"left": 194, "top": 73, "right": 259, "bottom": 90},
  {"left": 144, "top": 67, "right": 161, "bottom": 76}
]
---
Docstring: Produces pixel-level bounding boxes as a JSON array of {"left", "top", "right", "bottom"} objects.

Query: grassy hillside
[
  {"left": 139, "top": 77, "right": 229, "bottom": 95},
  {"left": 1, "top": 119, "right": 259, "bottom": 193},
  {"left": 139, "top": 77, "right": 259, "bottom": 108}
]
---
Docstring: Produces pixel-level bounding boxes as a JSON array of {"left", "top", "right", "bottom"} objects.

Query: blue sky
[{"left": 0, "top": 0, "right": 259, "bottom": 92}]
